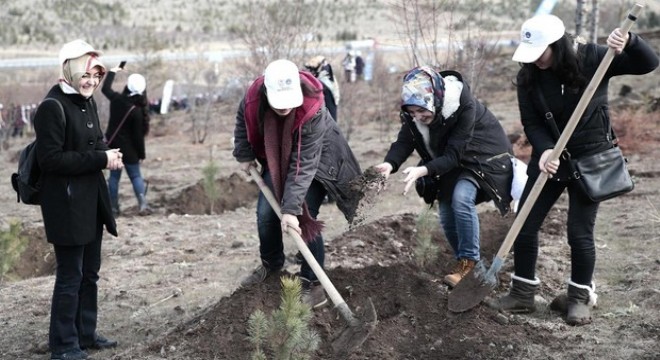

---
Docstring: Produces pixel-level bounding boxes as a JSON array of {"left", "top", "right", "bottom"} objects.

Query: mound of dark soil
[{"left": 137, "top": 210, "right": 574, "bottom": 360}]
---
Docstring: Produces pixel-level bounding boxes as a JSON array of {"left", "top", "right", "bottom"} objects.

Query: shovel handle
[
  {"left": 494, "top": 3, "right": 644, "bottom": 262},
  {"left": 248, "top": 167, "right": 357, "bottom": 321}
]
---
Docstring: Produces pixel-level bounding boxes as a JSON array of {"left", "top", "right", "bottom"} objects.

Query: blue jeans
[
  {"left": 256, "top": 170, "right": 326, "bottom": 281},
  {"left": 438, "top": 179, "right": 480, "bottom": 261},
  {"left": 108, "top": 162, "right": 146, "bottom": 205}
]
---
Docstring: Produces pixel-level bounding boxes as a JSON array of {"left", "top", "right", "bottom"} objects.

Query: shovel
[
  {"left": 248, "top": 167, "right": 377, "bottom": 357},
  {"left": 448, "top": 3, "right": 645, "bottom": 313}
]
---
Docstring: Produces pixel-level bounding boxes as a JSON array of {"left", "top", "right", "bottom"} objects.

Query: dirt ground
[{"left": 1, "top": 47, "right": 659, "bottom": 359}]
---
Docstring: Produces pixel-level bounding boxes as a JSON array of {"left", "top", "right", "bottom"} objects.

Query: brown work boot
[{"left": 443, "top": 259, "right": 476, "bottom": 287}]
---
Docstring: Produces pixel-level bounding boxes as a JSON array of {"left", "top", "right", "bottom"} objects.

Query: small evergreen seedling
[
  {"left": 413, "top": 206, "right": 439, "bottom": 268},
  {"left": 247, "top": 276, "right": 320, "bottom": 360},
  {"left": 201, "top": 158, "right": 219, "bottom": 214}
]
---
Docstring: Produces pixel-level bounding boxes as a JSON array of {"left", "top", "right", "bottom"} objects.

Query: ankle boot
[
  {"left": 443, "top": 259, "right": 476, "bottom": 287},
  {"left": 487, "top": 274, "right": 540, "bottom": 313},
  {"left": 566, "top": 280, "right": 597, "bottom": 326},
  {"left": 138, "top": 193, "right": 152, "bottom": 215}
]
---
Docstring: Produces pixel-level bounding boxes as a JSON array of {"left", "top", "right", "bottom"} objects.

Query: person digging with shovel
[
  {"left": 373, "top": 66, "right": 514, "bottom": 288},
  {"left": 232, "top": 59, "right": 361, "bottom": 309},
  {"left": 487, "top": 14, "right": 658, "bottom": 326}
]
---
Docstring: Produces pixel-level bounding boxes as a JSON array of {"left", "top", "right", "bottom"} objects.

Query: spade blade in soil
[
  {"left": 331, "top": 298, "right": 378, "bottom": 358},
  {"left": 448, "top": 260, "right": 497, "bottom": 313}
]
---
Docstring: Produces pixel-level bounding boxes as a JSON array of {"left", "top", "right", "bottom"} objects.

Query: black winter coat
[
  {"left": 384, "top": 71, "right": 513, "bottom": 215},
  {"left": 34, "top": 85, "right": 117, "bottom": 246},
  {"left": 518, "top": 32, "right": 659, "bottom": 181},
  {"left": 102, "top": 71, "right": 147, "bottom": 164}
]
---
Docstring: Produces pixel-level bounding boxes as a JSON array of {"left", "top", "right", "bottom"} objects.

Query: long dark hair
[
  {"left": 256, "top": 77, "right": 322, "bottom": 135},
  {"left": 123, "top": 86, "right": 151, "bottom": 136},
  {"left": 515, "top": 34, "right": 587, "bottom": 92}
]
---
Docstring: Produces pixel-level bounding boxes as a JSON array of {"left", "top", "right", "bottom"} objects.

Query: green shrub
[
  {"left": 0, "top": 221, "right": 28, "bottom": 280},
  {"left": 247, "top": 277, "right": 320, "bottom": 360}
]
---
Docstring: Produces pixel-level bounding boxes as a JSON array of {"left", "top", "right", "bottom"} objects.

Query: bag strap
[
  {"left": 43, "top": 97, "right": 65, "bottom": 125},
  {"left": 106, "top": 105, "right": 136, "bottom": 145},
  {"left": 534, "top": 85, "right": 615, "bottom": 146}
]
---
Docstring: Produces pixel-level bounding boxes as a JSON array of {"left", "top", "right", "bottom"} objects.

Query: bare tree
[
  {"left": 227, "top": 0, "right": 325, "bottom": 77},
  {"left": 588, "top": 0, "right": 599, "bottom": 43},
  {"left": 576, "top": 0, "right": 586, "bottom": 37},
  {"left": 390, "top": 0, "right": 504, "bottom": 97}
]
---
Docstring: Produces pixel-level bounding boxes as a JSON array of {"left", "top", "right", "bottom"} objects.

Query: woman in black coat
[
  {"left": 34, "top": 39, "right": 122, "bottom": 360},
  {"left": 489, "top": 14, "right": 658, "bottom": 326},
  {"left": 374, "top": 66, "right": 513, "bottom": 288},
  {"left": 102, "top": 68, "right": 151, "bottom": 215}
]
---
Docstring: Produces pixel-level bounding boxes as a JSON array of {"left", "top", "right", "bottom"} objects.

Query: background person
[
  {"left": 488, "top": 14, "right": 658, "bottom": 326},
  {"left": 34, "top": 39, "right": 122, "bottom": 360},
  {"left": 232, "top": 59, "right": 361, "bottom": 309},
  {"left": 304, "top": 55, "right": 340, "bottom": 121},
  {"left": 102, "top": 66, "right": 152, "bottom": 216},
  {"left": 374, "top": 66, "right": 513, "bottom": 287}
]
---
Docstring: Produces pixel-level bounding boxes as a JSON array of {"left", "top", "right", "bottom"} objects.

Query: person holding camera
[
  {"left": 102, "top": 63, "right": 152, "bottom": 216},
  {"left": 374, "top": 66, "right": 513, "bottom": 287}
]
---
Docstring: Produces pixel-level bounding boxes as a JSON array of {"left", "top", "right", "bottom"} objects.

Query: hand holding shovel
[
  {"left": 448, "top": 3, "right": 645, "bottom": 313},
  {"left": 248, "top": 167, "right": 377, "bottom": 357}
]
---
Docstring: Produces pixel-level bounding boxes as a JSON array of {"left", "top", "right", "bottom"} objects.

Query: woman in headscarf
[
  {"left": 34, "top": 39, "right": 121, "bottom": 360},
  {"left": 374, "top": 66, "right": 514, "bottom": 287}
]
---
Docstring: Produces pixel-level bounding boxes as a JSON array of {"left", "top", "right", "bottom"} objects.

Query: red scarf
[{"left": 245, "top": 72, "right": 325, "bottom": 242}]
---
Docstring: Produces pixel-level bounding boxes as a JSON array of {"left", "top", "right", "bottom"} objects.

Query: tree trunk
[
  {"left": 576, "top": 0, "right": 586, "bottom": 36},
  {"left": 589, "top": 0, "right": 599, "bottom": 43}
]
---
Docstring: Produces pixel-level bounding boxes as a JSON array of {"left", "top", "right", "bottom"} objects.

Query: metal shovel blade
[
  {"left": 331, "top": 298, "right": 378, "bottom": 358},
  {"left": 448, "top": 260, "right": 498, "bottom": 313}
]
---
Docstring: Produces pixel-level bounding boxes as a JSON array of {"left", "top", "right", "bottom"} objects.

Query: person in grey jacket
[
  {"left": 488, "top": 15, "right": 658, "bottom": 326},
  {"left": 34, "top": 39, "right": 121, "bottom": 360},
  {"left": 232, "top": 59, "right": 361, "bottom": 309},
  {"left": 374, "top": 66, "right": 513, "bottom": 288}
]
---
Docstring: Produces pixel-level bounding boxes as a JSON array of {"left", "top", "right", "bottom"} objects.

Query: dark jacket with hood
[
  {"left": 518, "top": 32, "right": 658, "bottom": 181},
  {"left": 384, "top": 70, "right": 513, "bottom": 215},
  {"left": 34, "top": 85, "right": 117, "bottom": 245},
  {"left": 102, "top": 71, "right": 148, "bottom": 164},
  {"left": 233, "top": 71, "right": 361, "bottom": 221}
]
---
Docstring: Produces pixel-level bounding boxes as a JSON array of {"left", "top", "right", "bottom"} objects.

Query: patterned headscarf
[{"left": 401, "top": 66, "right": 444, "bottom": 114}]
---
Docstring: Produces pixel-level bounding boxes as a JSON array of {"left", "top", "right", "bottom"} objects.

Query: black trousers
[
  {"left": 513, "top": 176, "right": 599, "bottom": 286},
  {"left": 49, "top": 226, "right": 103, "bottom": 353}
]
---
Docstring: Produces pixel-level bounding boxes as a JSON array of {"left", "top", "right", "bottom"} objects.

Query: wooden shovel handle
[
  {"left": 494, "top": 3, "right": 644, "bottom": 261},
  {"left": 248, "top": 167, "right": 355, "bottom": 318}
]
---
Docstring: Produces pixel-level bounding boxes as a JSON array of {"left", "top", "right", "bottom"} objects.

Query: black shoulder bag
[{"left": 535, "top": 87, "right": 633, "bottom": 202}]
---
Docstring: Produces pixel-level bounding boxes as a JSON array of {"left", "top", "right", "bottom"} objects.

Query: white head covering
[{"left": 127, "top": 74, "right": 146, "bottom": 96}]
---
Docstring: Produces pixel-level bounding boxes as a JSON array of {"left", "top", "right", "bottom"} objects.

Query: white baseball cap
[
  {"left": 264, "top": 59, "right": 302, "bottom": 110},
  {"left": 512, "top": 14, "right": 565, "bottom": 63},
  {"left": 58, "top": 39, "right": 102, "bottom": 65}
]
